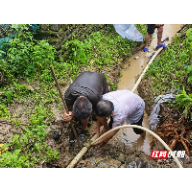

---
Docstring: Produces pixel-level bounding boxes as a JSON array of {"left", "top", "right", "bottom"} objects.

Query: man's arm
[
  {"left": 92, "top": 119, "right": 125, "bottom": 146},
  {"left": 92, "top": 129, "right": 119, "bottom": 147},
  {"left": 63, "top": 91, "right": 75, "bottom": 121}
]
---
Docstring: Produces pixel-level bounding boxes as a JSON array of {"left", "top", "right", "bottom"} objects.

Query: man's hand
[
  {"left": 92, "top": 138, "right": 106, "bottom": 147},
  {"left": 91, "top": 128, "right": 100, "bottom": 138},
  {"left": 101, "top": 126, "right": 109, "bottom": 135},
  {"left": 155, "top": 24, "right": 161, "bottom": 27},
  {"left": 63, "top": 110, "right": 74, "bottom": 121}
]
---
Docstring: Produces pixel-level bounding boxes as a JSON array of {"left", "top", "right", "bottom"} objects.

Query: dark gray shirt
[{"left": 64, "top": 71, "right": 108, "bottom": 110}]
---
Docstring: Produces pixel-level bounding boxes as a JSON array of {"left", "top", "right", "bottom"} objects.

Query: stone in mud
[
  {"left": 104, "top": 159, "right": 121, "bottom": 168},
  {"left": 50, "top": 125, "right": 57, "bottom": 131},
  {"left": 170, "top": 73, "right": 176, "bottom": 80},
  {"left": 129, "top": 161, "right": 137, "bottom": 168},
  {"left": 53, "top": 131, "right": 61, "bottom": 140},
  {"left": 143, "top": 162, "right": 151, "bottom": 168},
  {"left": 126, "top": 157, "right": 135, "bottom": 165},
  {"left": 118, "top": 153, "right": 125, "bottom": 163},
  {"left": 41, "top": 24, "right": 48, "bottom": 31},
  {"left": 120, "top": 164, "right": 127, "bottom": 168},
  {"left": 136, "top": 159, "right": 144, "bottom": 168},
  {"left": 50, "top": 24, "right": 59, "bottom": 32},
  {"left": 109, "top": 165, "right": 116, "bottom": 168}
]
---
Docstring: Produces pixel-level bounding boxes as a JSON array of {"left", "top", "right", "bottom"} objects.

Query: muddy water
[{"left": 108, "top": 24, "right": 182, "bottom": 155}]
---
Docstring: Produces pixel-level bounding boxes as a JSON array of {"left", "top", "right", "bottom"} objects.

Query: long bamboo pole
[
  {"left": 50, "top": 65, "right": 82, "bottom": 148},
  {"left": 67, "top": 47, "right": 164, "bottom": 168}
]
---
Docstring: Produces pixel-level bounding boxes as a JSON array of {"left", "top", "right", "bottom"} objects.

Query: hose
[{"left": 91, "top": 125, "right": 183, "bottom": 168}]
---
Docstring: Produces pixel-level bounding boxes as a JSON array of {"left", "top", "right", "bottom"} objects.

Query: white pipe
[
  {"left": 132, "top": 47, "right": 163, "bottom": 92},
  {"left": 91, "top": 125, "right": 183, "bottom": 168}
]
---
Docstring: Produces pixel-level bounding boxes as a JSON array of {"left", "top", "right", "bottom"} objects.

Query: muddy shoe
[
  {"left": 80, "top": 130, "right": 89, "bottom": 136},
  {"left": 79, "top": 134, "right": 87, "bottom": 144},
  {"left": 69, "top": 140, "right": 76, "bottom": 148}
]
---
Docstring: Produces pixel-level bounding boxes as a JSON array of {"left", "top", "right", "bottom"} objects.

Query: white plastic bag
[{"left": 113, "top": 24, "right": 143, "bottom": 42}]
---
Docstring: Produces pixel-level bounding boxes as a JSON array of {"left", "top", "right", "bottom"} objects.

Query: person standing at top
[{"left": 143, "top": 24, "right": 167, "bottom": 52}]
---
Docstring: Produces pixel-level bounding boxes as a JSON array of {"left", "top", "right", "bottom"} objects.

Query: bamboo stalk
[
  {"left": 67, "top": 127, "right": 104, "bottom": 168},
  {"left": 50, "top": 65, "right": 82, "bottom": 148}
]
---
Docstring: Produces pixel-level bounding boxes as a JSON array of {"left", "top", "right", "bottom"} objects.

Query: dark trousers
[
  {"left": 147, "top": 24, "right": 164, "bottom": 34},
  {"left": 109, "top": 115, "right": 144, "bottom": 135}
]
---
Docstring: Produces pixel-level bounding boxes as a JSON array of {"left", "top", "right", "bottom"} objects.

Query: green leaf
[
  {"left": 187, "top": 65, "right": 192, "bottom": 73},
  {"left": 1, "top": 144, "right": 11, "bottom": 149},
  {"left": 188, "top": 75, "right": 192, "bottom": 82},
  {"left": 183, "top": 102, "right": 192, "bottom": 116}
]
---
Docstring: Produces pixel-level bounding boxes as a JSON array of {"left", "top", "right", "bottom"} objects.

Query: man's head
[
  {"left": 96, "top": 100, "right": 114, "bottom": 117},
  {"left": 73, "top": 97, "right": 92, "bottom": 119}
]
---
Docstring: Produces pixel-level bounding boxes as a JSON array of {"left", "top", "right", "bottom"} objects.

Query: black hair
[
  {"left": 73, "top": 97, "right": 92, "bottom": 119},
  {"left": 96, "top": 100, "right": 114, "bottom": 117}
]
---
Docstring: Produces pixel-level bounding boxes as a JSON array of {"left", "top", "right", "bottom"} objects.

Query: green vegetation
[
  {"left": 145, "top": 26, "right": 192, "bottom": 120},
  {"left": 0, "top": 24, "right": 146, "bottom": 167}
]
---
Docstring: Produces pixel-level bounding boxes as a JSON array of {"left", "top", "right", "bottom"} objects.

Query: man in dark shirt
[{"left": 64, "top": 71, "right": 108, "bottom": 134}]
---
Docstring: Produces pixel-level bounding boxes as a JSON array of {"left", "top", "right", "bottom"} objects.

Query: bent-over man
[
  {"left": 64, "top": 71, "right": 108, "bottom": 135},
  {"left": 92, "top": 90, "right": 146, "bottom": 146}
]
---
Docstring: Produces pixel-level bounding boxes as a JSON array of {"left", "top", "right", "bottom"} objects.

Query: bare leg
[
  {"left": 141, "top": 131, "right": 146, "bottom": 138},
  {"left": 81, "top": 117, "right": 89, "bottom": 131},
  {"left": 157, "top": 26, "right": 163, "bottom": 46},
  {"left": 144, "top": 33, "right": 151, "bottom": 48}
]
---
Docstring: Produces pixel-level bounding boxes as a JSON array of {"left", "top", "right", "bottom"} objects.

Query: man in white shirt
[{"left": 92, "top": 90, "right": 146, "bottom": 146}]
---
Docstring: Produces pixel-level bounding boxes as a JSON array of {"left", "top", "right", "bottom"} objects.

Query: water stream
[{"left": 108, "top": 24, "right": 182, "bottom": 155}]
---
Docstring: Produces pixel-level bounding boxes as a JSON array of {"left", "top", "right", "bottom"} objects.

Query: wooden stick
[
  {"left": 50, "top": 65, "right": 82, "bottom": 148},
  {"left": 177, "top": 24, "right": 187, "bottom": 33}
]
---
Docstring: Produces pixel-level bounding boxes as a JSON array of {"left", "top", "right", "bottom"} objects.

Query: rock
[
  {"left": 53, "top": 131, "right": 61, "bottom": 141},
  {"left": 126, "top": 157, "right": 135, "bottom": 165},
  {"left": 136, "top": 159, "right": 144, "bottom": 168},
  {"left": 104, "top": 159, "right": 121, "bottom": 168},
  {"left": 143, "top": 162, "right": 151, "bottom": 168},
  {"left": 129, "top": 161, "right": 137, "bottom": 168},
  {"left": 118, "top": 153, "right": 125, "bottom": 163},
  {"left": 127, "top": 165, "right": 133, "bottom": 168},
  {"left": 50, "top": 125, "right": 57, "bottom": 131},
  {"left": 119, "top": 164, "right": 127, "bottom": 168},
  {"left": 109, "top": 165, "right": 116, "bottom": 168},
  {"left": 41, "top": 24, "right": 48, "bottom": 31},
  {"left": 170, "top": 73, "right": 176, "bottom": 80},
  {"left": 50, "top": 24, "right": 59, "bottom": 32}
]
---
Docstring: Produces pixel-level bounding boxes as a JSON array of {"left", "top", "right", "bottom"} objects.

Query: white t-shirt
[{"left": 101, "top": 90, "right": 145, "bottom": 128}]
